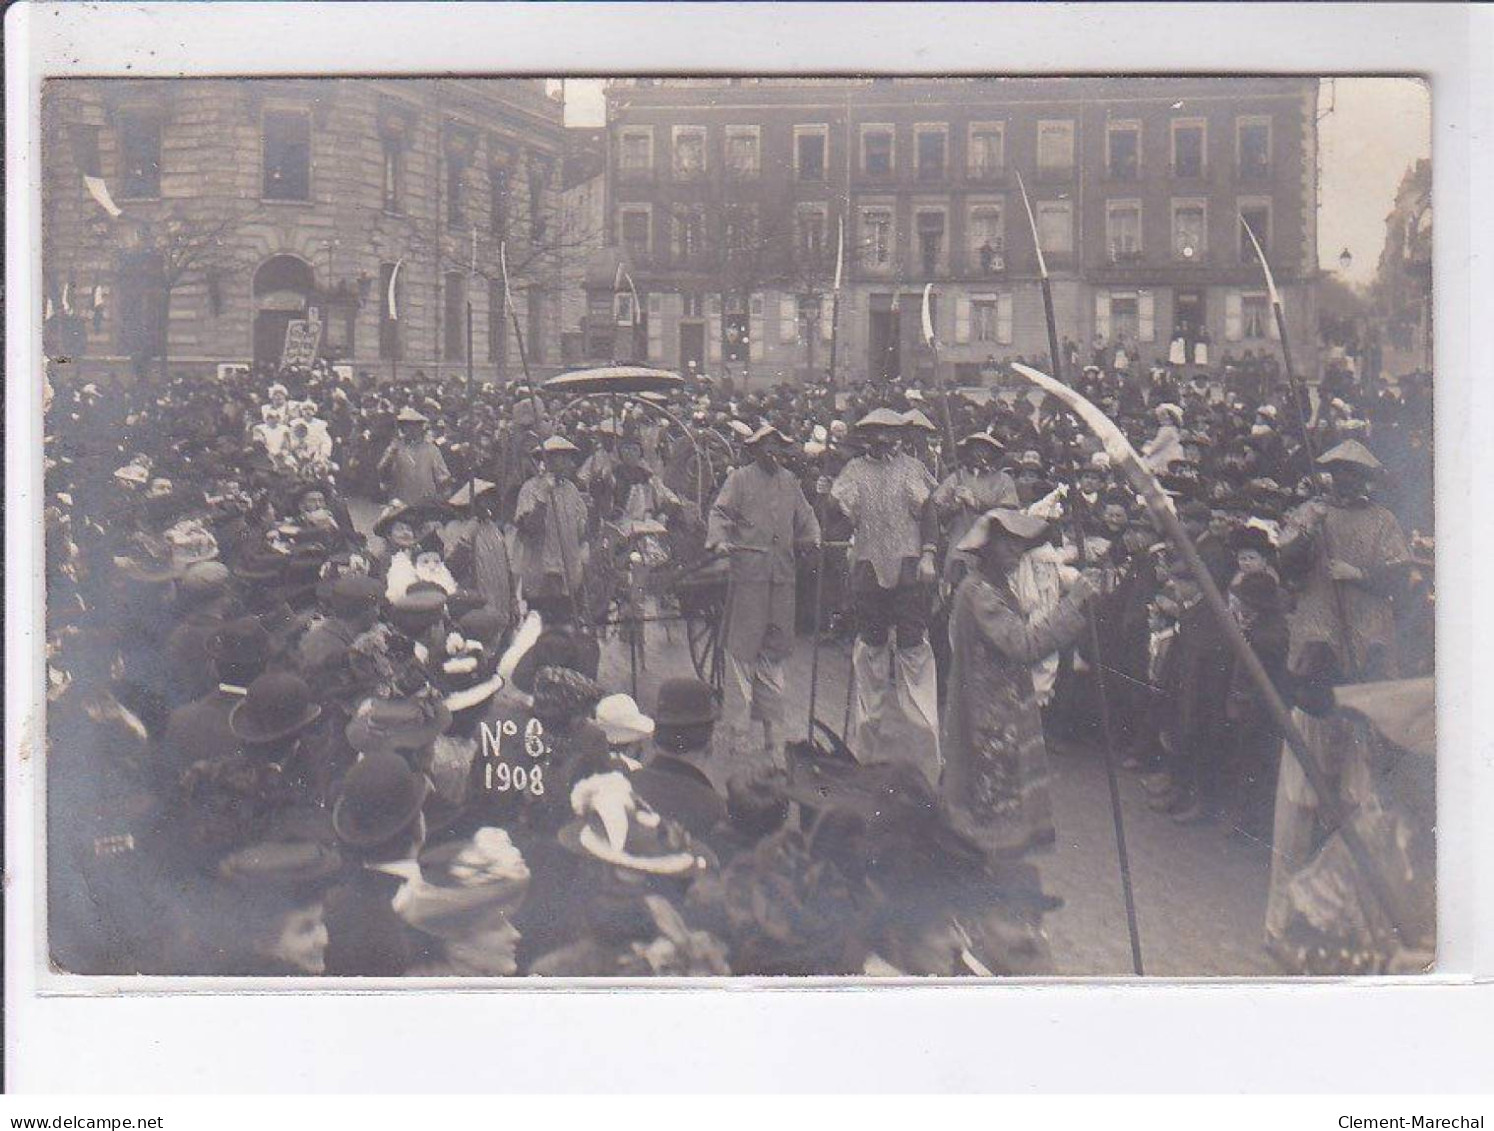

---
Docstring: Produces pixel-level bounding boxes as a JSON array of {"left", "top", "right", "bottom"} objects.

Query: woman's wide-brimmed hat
[
  {"left": 955, "top": 507, "right": 1051, "bottom": 553},
  {"left": 332, "top": 751, "right": 431, "bottom": 848},
  {"left": 217, "top": 840, "right": 344, "bottom": 888},
  {"left": 558, "top": 773, "right": 717, "bottom": 878},
  {"left": 345, "top": 695, "right": 453, "bottom": 755},
  {"left": 228, "top": 671, "right": 324, "bottom": 745},
  {"left": 594, "top": 693, "right": 655, "bottom": 745}
]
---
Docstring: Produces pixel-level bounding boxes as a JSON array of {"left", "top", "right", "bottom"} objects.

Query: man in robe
[{"left": 706, "top": 425, "right": 821, "bottom": 764}]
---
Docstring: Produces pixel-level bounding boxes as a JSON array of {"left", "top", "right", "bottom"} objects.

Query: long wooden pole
[
  {"left": 1016, "top": 168, "right": 1144, "bottom": 975},
  {"left": 1241, "top": 214, "right": 1359, "bottom": 679}
]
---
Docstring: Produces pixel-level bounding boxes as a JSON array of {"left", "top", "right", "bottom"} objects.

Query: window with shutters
[
  {"left": 647, "top": 294, "right": 663, "bottom": 361},
  {"left": 860, "top": 206, "right": 894, "bottom": 269},
  {"left": 968, "top": 122, "right": 1005, "bottom": 179},
  {"left": 723, "top": 205, "right": 759, "bottom": 255},
  {"left": 673, "top": 127, "right": 707, "bottom": 179},
  {"left": 915, "top": 125, "right": 947, "bottom": 182},
  {"left": 1237, "top": 117, "right": 1272, "bottom": 181},
  {"left": 1172, "top": 199, "right": 1207, "bottom": 260},
  {"left": 620, "top": 206, "right": 652, "bottom": 263},
  {"left": 861, "top": 125, "right": 894, "bottom": 176},
  {"left": 527, "top": 288, "right": 546, "bottom": 362},
  {"left": 118, "top": 111, "right": 162, "bottom": 199},
  {"left": 674, "top": 206, "right": 706, "bottom": 264},
  {"left": 916, "top": 209, "right": 947, "bottom": 276},
  {"left": 1242, "top": 292, "right": 1271, "bottom": 339},
  {"left": 796, "top": 205, "right": 827, "bottom": 263},
  {"left": 382, "top": 138, "right": 405, "bottom": 213},
  {"left": 619, "top": 129, "right": 653, "bottom": 176},
  {"left": 1239, "top": 198, "right": 1272, "bottom": 262},
  {"left": 263, "top": 111, "right": 311, "bottom": 201},
  {"left": 1171, "top": 119, "right": 1207, "bottom": 178},
  {"left": 968, "top": 203, "right": 1005, "bottom": 273},
  {"left": 444, "top": 272, "right": 467, "bottom": 360},
  {"left": 725, "top": 126, "right": 760, "bottom": 178},
  {"left": 797, "top": 295, "right": 821, "bottom": 342},
  {"left": 490, "top": 164, "right": 511, "bottom": 236},
  {"left": 1106, "top": 200, "right": 1143, "bottom": 260},
  {"left": 779, "top": 295, "right": 799, "bottom": 343},
  {"left": 1109, "top": 292, "right": 1140, "bottom": 342},
  {"left": 1106, "top": 121, "right": 1141, "bottom": 181},
  {"left": 528, "top": 158, "right": 551, "bottom": 246},
  {"left": 1036, "top": 200, "right": 1073, "bottom": 254},
  {"left": 971, "top": 298, "right": 1000, "bottom": 343},
  {"left": 447, "top": 156, "right": 468, "bottom": 229},
  {"left": 1036, "top": 120, "right": 1075, "bottom": 172},
  {"left": 795, "top": 125, "right": 828, "bottom": 182}
]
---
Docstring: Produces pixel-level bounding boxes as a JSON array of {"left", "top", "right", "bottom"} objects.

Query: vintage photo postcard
[{"left": 36, "top": 72, "right": 1434, "bottom": 982}]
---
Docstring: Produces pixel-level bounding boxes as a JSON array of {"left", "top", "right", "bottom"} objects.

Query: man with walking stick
[{"left": 706, "top": 425, "right": 820, "bottom": 767}]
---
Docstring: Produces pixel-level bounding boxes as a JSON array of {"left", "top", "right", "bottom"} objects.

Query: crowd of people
[{"left": 42, "top": 347, "right": 1435, "bottom": 977}]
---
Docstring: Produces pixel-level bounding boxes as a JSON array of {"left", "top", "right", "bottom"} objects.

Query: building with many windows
[
  {"left": 42, "top": 78, "right": 565, "bottom": 383},
  {"left": 593, "top": 76, "right": 1320, "bottom": 385}
]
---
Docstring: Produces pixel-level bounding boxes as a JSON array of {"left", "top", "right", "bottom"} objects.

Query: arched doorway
[{"left": 252, "top": 254, "right": 315, "bottom": 369}]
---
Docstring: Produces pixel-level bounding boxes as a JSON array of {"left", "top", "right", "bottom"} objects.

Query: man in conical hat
[
  {"left": 707, "top": 424, "right": 821, "bottom": 764},
  {"left": 821, "top": 408, "right": 942, "bottom": 782}
]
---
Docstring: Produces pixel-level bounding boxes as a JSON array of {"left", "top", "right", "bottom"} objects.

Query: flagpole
[
  {"left": 1018, "top": 167, "right": 1145, "bottom": 975},
  {"left": 1241, "top": 214, "right": 1357, "bottom": 678},
  {"left": 1011, "top": 362, "right": 1409, "bottom": 952},
  {"left": 807, "top": 216, "right": 845, "bottom": 743}
]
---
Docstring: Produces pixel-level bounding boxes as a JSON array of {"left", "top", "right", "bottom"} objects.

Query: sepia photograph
[{"left": 37, "top": 70, "right": 1435, "bottom": 982}]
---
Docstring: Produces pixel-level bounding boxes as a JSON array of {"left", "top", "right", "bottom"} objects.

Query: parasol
[{"left": 541, "top": 366, "right": 687, "bottom": 396}]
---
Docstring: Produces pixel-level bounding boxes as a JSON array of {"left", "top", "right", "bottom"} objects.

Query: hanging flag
[
  {"left": 61, "top": 281, "right": 73, "bottom": 315},
  {"left": 614, "top": 261, "right": 625, "bottom": 292},
  {"left": 921, "top": 283, "right": 936, "bottom": 348},
  {"left": 45, "top": 296, "right": 55, "bottom": 321},
  {"left": 92, "top": 284, "right": 106, "bottom": 331},
  {"left": 387, "top": 258, "right": 403, "bottom": 321},
  {"left": 83, "top": 174, "right": 122, "bottom": 219},
  {"left": 833, "top": 215, "right": 844, "bottom": 293}
]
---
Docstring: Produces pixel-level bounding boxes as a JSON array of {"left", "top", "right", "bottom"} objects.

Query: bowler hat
[
  {"left": 233, "top": 542, "right": 287, "bottom": 584},
  {"left": 653, "top": 678, "right": 720, "bottom": 728},
  {"left": 317, "top": 574, "right": 384, "bottom": 617},
  {"left": 205, "top": 616, "right": 273, "bottom": 667},
  {"left": 457, "top": 606, "right": 506, "bottom": 644},
  {"left": 228, "top": 671, "right": 323, "bottom": 745},
  {"left": 332, "top": 751, "right": 431, "bottom": 848},
  {"left": 446, "top": 590, "right": 488, "bottom": 621}
]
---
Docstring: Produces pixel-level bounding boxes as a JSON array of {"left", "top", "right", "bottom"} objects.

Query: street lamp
[{"left": 1338, "top": 247, "right": 1353, "bottom": 273}]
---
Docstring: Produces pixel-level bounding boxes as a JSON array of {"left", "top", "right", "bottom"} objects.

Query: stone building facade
[
  {"left": 594, "top": 77, "right": 1320, "bottom": 386},
  {"left": 41, "top": 78, "right": 565, "bottom": 383}
]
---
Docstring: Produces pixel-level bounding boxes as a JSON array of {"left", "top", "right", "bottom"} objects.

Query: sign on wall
[{"left": 281, "top": 318, "right": 323, "bottom": 368}]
